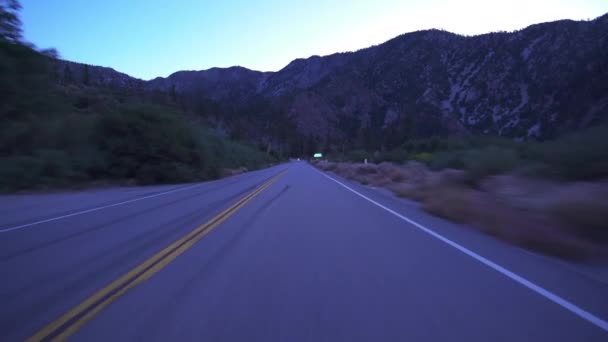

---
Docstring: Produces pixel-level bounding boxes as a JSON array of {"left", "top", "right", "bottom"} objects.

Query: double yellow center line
[{"left": 29, "top": 171, "right": 286, "bottom": 341}]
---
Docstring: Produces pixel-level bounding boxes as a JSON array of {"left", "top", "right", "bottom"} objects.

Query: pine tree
[
  {"left": 83, "top": 64, "right": 90, "bottom": 85},
  {"left": 170, "top": 84, "right": 177, "bottom": 103},
  {"left": 63, "top": 64, "right": 73, "bottom": 84},
  {"left": 0, "top": 0, "right": 22, "bottom": 43}
]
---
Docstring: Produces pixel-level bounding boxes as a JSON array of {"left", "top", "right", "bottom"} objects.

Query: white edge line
[
  {"left": 312, "top": 166, "right": 608, "bottom": 332},
  {"left": 0, "top": 183, "right": 203, "bottom": 233}
]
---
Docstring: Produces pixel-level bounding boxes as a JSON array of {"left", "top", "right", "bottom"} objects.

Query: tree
[
  {"left": 0, "top": 0, "right": 22, "bottom": 43},
  {"left": 39, "top": 48, "right": 59, "bottom": 59},
  {"left": 170, "top": 84, "right": 177, "bottom": 103},
  {"left": 83, "top": 64, "right": 90, "bottom": 85},
  {"left": 63, "top": 64, "right": 73, "bottom": 84},
  {"left": 305, "top": 135, "right": 318, "bottom": 157}
]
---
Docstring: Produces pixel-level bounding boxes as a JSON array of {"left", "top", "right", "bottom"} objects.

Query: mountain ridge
[{"left": 57, "top": 13, "right": 608, "bottom": 148}]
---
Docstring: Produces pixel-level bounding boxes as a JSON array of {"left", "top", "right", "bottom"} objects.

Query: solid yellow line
[
  {"left": 52, "top": 176, "right": 280, "bottom": 341},
  {"left": 28, "top": 171, "right": 285, "bottom": 342},
  {"left": 53, "top": 184, "right": 268, "bottom": 341}
]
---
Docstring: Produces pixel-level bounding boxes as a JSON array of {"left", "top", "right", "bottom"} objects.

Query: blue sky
[{"left": 21, "top": 0, "right": 608, "bottom": 80}]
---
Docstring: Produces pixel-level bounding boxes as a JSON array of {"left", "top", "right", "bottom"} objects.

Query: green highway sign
[{"left": 313, "top": 153, "right": 323, "bottom": 158}]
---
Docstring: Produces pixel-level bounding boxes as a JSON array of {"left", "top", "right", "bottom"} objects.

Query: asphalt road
[{"left": 1, "top": 161, "right": 607, "bottom": 341}]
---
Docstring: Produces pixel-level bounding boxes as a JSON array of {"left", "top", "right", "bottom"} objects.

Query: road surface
[{"left": 0, "top": 161, "right": 607, "bottom": 341}]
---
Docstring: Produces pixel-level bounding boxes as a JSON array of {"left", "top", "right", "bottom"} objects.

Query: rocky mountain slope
[{"left": 63, "top": 14, "right": 608, "bottom": 150}]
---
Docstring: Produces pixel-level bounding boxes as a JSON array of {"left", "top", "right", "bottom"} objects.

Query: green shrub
[
  {"left": 373, "top": 149, "right": 409, "bottom": 163},
  {"left": 34, "top": 149, "right": 76, "bottom": 179},
  {"left": 429, "top": 151, "right": 467, "bottom": 170},
  {"left": 527, "top": 126, "right": 608, "bottom": 180},
  {"left": 0, "top": 103, "right": 273, "bottom": 191},
  {"left": 220, "top": 138, "right": 269, "bottom": 171},
  {"left": 0, "top": 156, "right": 44, "bottom": 191},
  {"left": 462, "top": 146, "right": 520, "bottom": 182},
  {"left": 376, "top": 126, "right": 608, "bottom": 182},
  {"left": 342, "top": 150, "right": 369, "bottom": 163},
  {"left": 512, "top": 161, "right": 551, "bottom": 178},
  {"left": 96, "top": 107, "right": 214, "bottom": 183},
  {"left": 0, "top": 36, "right": 274, "bottom": 191},
  {"left": 412, "top": 152, "right": 433, "bottom": 163},
  {"left": 0, "top": 150, "right": 91, "bottom": 190}
]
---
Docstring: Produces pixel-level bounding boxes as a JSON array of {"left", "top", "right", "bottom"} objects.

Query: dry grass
[
  {"left": 421, "top": 186, "right": 477, "bottom": 223},
  {"left": 550, "top": 187, "right": 608, "bottom": 243},
  {"left": 313, "top": 160, "right": 607, "bottom": 260},
  {"left": 356, "top": 164, "right": 378, "bottom": 175},
  {"left": 420, "top": 185, "right": 594, "bottom": 259}
]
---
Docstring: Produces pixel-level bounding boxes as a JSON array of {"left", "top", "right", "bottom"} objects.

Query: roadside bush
[
  {"left": 323, "top": 162, "right": 338, "bottom": 171},
  {"left": 422, "top": 186, "right": 475, "bottom": 223},
  {"left": 551, "top": 197, "right": 608, "bottom": 242},
  {"left": 96, "top": 107, "right": 214, "bottom": 182},
  {"left": 355, "top": 125, "right": 608, "bottom": 183},
  {"left": 527, "top": 126, "right": 608, "bottom": 180},
  {"left": 412, "top": 152, "right": 433, "bottom": 163},
  {"left": 0, "top": 156, "right": 45, "bottom": 191},
  {"left": 0, "top": 36, "right": 274, "bottom": 192},
  {"left": 0, "top": 149, "right": 92, "bottom": 191},
  {"left": 462, "top": 146, "right": 520, "bottom": 183},
  {"left": 356, "top": 164, "right": 378, "bottom": 175},
  {"left": 34, "top": 149, "right": 76, "bottom": 180},
  {"left": 373, "top": 149, "right": 409, "bottom": 163},
  {"left": 429, "top": 150, "right": 467, "bottom": 170},
  {"left": 341, "top": 150, "right": 369, "bottom": 163},
  {"left": 381, "top": 164, "right": 406, "bottom": 182},
  {"left": 221, "top": 138, "right": 270, "bottom": 172},
  {"left": 429, "top": 146, "right": 520, "bottom": 182}
]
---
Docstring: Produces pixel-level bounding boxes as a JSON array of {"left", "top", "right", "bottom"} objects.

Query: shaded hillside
[
  {"left": 0, "top": 39, "right": 275, "bottom": 192},
  {"left": 45, "top": 13, "right": 608, "bottom": 156},
  {"left": 144, "top": 13, "right": 608, "bottom": 152},
  {"left": 146, "top": 67, "right": 270, "bottom": 102}
]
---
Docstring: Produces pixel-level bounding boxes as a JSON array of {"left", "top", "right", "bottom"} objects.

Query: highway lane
[
  {"left": 0, "top": 165, "right": 287, "bottom": 341},
  {"left": 1, "top": 161, "right": 608, "bottom": 341}
]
